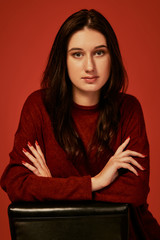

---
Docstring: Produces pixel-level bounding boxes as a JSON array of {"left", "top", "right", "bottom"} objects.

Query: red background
[{"left": 0, "top": 0, "right": 160, "bottom": 239}]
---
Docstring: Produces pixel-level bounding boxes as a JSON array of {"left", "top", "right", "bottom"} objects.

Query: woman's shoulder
[
  {"left": 118, "top": 92, "right": 140, "bottom": 104},
  {"left": 118, "top": 92, "right": 142, "bottom": 112},
  {"left": 117, "top": 93, "right": 146, "bottom": 130},
  {"left": 24, "top": 89, "right": 44, "bottom": 104},
  {"left": 21, "top": 89, "right": 46, "bottom": 116}
]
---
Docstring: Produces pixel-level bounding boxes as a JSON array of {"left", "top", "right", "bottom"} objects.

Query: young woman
[{"left": 1, "top": 9, "right": 160, "bottom": 239}]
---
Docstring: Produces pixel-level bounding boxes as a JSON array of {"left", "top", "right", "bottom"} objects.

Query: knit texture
[{"left": 1, "top": 90, "right": 160, "bottom": 239}]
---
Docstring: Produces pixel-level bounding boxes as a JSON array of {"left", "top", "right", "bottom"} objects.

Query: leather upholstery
[{"left": 8, "top": 201, "right": 129, "bottom": 240}]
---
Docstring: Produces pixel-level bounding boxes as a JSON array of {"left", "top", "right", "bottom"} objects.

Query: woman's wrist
[{"left": 91, "top": 175, "right": 104, "bottom": 192}]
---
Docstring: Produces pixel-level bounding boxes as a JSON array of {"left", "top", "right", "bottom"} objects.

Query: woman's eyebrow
[
  {"left": 68, "top": 48, "right": 83, "bottom": 52},
  {"left": 94, "top": 45, "right": 108, "bottom": 49},
  {"left": 68, "top": 45, "right": 108, "bottom": 52}
]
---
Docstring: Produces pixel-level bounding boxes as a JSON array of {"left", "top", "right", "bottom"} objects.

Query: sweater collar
[{"left": 73, "top": 102, "right": 99, "bottom": 111}]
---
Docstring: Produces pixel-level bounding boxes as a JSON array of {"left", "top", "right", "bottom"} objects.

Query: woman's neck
[{"left": 73, "top": 91, "right": 100, "bottom": 106}]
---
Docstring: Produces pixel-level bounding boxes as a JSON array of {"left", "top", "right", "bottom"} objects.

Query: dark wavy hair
[{"left": 41, "top": 9, "right": 128, "bottom": 162}]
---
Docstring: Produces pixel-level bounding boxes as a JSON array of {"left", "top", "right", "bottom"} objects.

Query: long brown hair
[{"left": 41, "top": 9, "right": 128, "bottom": 161}]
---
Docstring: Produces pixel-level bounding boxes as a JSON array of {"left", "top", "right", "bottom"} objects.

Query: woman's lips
[{"left": 82, "top": 76, "right": 99, "bottom": 84}]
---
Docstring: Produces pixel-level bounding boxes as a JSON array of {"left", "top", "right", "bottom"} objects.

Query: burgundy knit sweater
[{"left": 1, "top": 90, "right": 160, "bottom": 239}]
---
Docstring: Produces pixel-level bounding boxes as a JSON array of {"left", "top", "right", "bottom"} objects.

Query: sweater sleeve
[
  {"left": 94, "top": 95, "right": 150, "bottom": 206},
  {"left": 0, "top": 91, "right": 92, "bottom": 202}
]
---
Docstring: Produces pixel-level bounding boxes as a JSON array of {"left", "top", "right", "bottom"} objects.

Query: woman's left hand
[{"left": 22, "top": 141, "right": 52, "bottom": 177}]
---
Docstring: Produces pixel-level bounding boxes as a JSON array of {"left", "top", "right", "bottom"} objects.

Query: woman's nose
[{"left": 84, "top": 55, "right": 95, "bottom": 73}]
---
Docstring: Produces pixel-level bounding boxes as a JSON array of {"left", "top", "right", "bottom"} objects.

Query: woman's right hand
[
  {"left": 91, "top": 137, "right": 146, "bottom": 192},
  {"left": 22, "top": 141, "right": 52, "bottom": 178}
]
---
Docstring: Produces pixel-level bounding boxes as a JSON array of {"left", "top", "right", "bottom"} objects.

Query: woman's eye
[
  {"left": 95, "top": 50, "right": 105, "bottom": 56},
  {"left": 72, "top": 52, "right": 83, "bottom": 58}
]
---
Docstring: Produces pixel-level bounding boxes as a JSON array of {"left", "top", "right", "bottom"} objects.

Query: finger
[
  {"left": 115, "top": 137, "right": 130, "bottom": 155},
  {"left": 118, "top": 162, "right": 139, "bottom": 176},
  {"left": 35, "top": 141, "right": 45, "bottom": 162},
  {"left": 22, "top": 148, "right": 42, "bottom": 170},
  {"left": 27, "top": 142, "right": 44, "bottom": 166},
  {"left": 119, "top": 157, "right": 145, "bottom": 170},
  {"left": 35, "top": 142, "right": 51, "bottom": 176},
  {"left": 119, "top": 150, "right": 145, "bottom": 158},
  {"left": 22, "top": 161, "right": 41, "bottom": 176}
]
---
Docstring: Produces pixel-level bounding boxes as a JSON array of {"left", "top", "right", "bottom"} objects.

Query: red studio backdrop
[{"left": 0, "top": 0, "right": 160, "bottom": 239}]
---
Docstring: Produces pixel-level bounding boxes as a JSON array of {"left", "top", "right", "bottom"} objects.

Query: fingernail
[
  {"left": 141, "top": 166, "right": 146, "bottom": 170},
  {"left": 28, "top": 141, "right": 32, "bottom": 147},
  {"left": 142, "top": 154, "right": 147, "bottom": 157},
  {"left": 35, "top": 140, "right": 39, "bottom": 145},
  {"left": 127, "top": 136, "right": 130, "bottom": 140},
  {"left": 22, "top": 148, "right": 27, "bottom": 153},
  {"left": 22, "top": 161, "right": 26, "bottom": 165}
]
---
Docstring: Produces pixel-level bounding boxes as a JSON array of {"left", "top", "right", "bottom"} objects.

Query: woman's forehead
[{"left": 67, "top": 27, "right": 107, "bottom": 50}]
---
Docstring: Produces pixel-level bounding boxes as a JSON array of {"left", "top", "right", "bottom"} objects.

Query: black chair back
[{"left": 8, "top": 201, "right": 129, "bottom": 240}]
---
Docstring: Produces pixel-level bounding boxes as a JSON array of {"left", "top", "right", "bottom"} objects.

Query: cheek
[
  {"left": 98, "top": 58, "right": 111, "bottom": 79},
  {"left": 67, "top": 59, "right": 82, "bottom": 80}
]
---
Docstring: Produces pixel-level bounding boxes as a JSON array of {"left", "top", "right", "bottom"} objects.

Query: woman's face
[{"left": 67, "top": 27, "right": 111, "bottom": 105}]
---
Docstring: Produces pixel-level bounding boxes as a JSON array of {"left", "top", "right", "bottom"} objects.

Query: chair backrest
[{"left": 8, "top": 201, "right": 129, "bottom": 240}]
